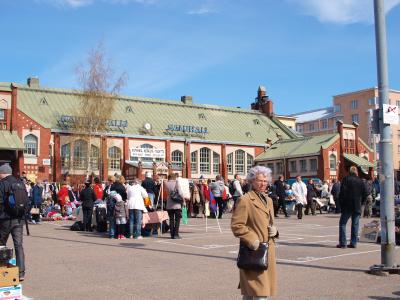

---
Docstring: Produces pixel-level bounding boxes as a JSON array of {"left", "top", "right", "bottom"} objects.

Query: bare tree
[{"left": 73, "top": 42, "right": 128, "bottom": 179}]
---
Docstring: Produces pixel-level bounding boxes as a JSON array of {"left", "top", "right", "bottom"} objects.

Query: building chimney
[
  {"left": 181, "top": 95, "right": 193, "bottom": 105},
  {"left": 257, "top": 85, "right": 267, "bottom": 101},
  {"left": 27, "top": 77, "right": 39, "bottom": 88},
  {"left": 261, "top": 99, "right": 274, "bottom": 117}
]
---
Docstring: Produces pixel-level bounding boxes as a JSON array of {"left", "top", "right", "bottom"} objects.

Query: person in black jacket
[
  {"left": 305, "top": 179, "right": 317, "bottom": 216},
  {"left": 110, "top": 175, "right": 127, "bottom": 201},
  {"left": 337, "top": 166, "right": 367, "bottom": 249},
  {"left": 331, "top": 179, "right": 341, "bottom": 213},
  {"left": 142, "top": 172, "right": 156, "bottom": 209},
  {"left": 79, "top": 181, "right": 96, "bottom": 231},
  {"left": 274, "top": 176, "right": 289, "bottom": 217},
  {"left": 0, "top": 164, "right": 26, "bottom": 281}
]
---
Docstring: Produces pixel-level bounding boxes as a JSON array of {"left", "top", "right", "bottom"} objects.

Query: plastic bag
[{"left": 182, "top": 206, "right": 188, "bottom": 225}]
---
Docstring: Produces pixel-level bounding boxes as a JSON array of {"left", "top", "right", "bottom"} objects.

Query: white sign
[
  {"left": 382, "top": 104, "right": 399, "bottom": 125},
  {"left": 42, "top": 159, "right": 51, "bottom": 166},
  {"left": 156, "top": 162, "right": 169, "bottom": 173},
  {"left": 130, "top": 148, "right": 165, "bottom": 159}
]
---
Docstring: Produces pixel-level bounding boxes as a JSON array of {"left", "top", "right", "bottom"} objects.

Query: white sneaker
[{"left": 136, "top": 236, "right": 143, "bottom": 240}]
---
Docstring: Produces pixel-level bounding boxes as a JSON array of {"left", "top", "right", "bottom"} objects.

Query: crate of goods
[
  {"left": 0, "top": 264, "right": 19, "bottom": 288},
  {"left": 359, "top": 220, "right": 380, "bottom": 243},
  {"left": 0, "top": 284, "right": 22, "bottom": 300}
]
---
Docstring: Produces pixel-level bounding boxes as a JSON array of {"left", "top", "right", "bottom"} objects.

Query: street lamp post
[{"left": 369, "top": 0, "right": 399, "bottom": 274}]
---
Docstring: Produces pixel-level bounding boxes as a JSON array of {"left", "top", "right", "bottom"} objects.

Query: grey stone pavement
[{"left": 6, "top": 213, "right": 400, "bottom": 300}]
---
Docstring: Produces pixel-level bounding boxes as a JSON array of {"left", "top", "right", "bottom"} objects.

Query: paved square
[{"left": 9, "top": 214, "right": 400, "bottom": 300}]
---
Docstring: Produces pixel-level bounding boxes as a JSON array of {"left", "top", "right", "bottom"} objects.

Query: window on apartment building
[
  {"left": 334, "top": 104, "right": 341, "bottom": 113},
  {"left": 351, "top": 100, "right": 358, "bottom": 109},
  {"left": 300, "top": 159, "right": 307, "bottom": 172},
  {"left": 329, "top": 154, "right": 337, "bottom": 170},
  {"left": 171, "top": 150, "right": 183, "bottom": 169},
  {"left": 199, "top": 147, "right": 211, "bottom": 174},
  {"left": 235, "top": 150, "right": 245, "bottom": 174},
  {"left": 90, "top": 145, "right": 99, "bottom": 170},
  {"left": 108, "top": 146, "right": 121, "bottom": 170},
  {"left": 296, "top": 124, "right": 303, "bottom": 133},
  {"left": 247, "top": 154, "right": 254, "bottom": 173},
  {"left": 191, "top": 151, "right": 198, "bottom": 174},
  {"left": 0, "top": 109, "right": 5, "bottom": 121},
  {"left": 61, "top": 144, "right": 70, "bottom": 168},
  {"left": 290, "top": 161, "right": 297, "bottom": 172},
  {"left": 213, "top": 152, "right": 220, "bottom": 174},
  {"left": 24, "top": 134, "right": 38, "bottom": 156},
  {"left": 310, "top": 159, "right": 317, "bottom": 171},
  {"left": 227, "top": 153, "right": 233, "bottom": 174},
  {"left": 351, "top": 114, "right": 359, "bottom": 123},
  {"left": 322, "top": 119, "right": 328, "bottom": 129},
  {"left": 276, "top": 162, "right": 283, "bottom": 174},
  {"left": 368, "top": 98, "right": 377, "bottom": 106},
  {"left": 267, "top": 163, "right": 274, "bottom": 174},
  {"left": 309, "top": 123, "right": 315, "bottom": 132}
]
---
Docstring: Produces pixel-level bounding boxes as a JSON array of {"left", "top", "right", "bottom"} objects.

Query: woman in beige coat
[{"left": 231, "top": 166, "right": 278, "bottom": 299}]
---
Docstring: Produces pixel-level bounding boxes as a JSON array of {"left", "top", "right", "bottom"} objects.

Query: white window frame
[
  {"left": 310, "top": 159, "right": 317, "bottom": 171},
  {"left": 171, "top": 150, "right": 183, "bottom": 169},
  {"left": 213, "top": 152, "right": 220, "bottom": 174},
  {"left": 90, "top": 145, "right": 99, "bottom": 170},
  {"left": 227, "top": 153, "right": 233, "bottom": 175},
  {"left": 246, "top": 154, "right": 254, "bottom": 173},
  {"left": 199, "top": 147, "right": 211, "bottom": 174},
  {"left": 290, "top": 161, "right": 297, "bottom": 172},
  {"left": 73, "top": 140, "right": 88, "bottom": 169},
  {"left": 235, "top": 150, "right": 245, "bottom": 175},
  {"left": 300, "top": 159, "right": 307, "bottom": 172},
  {"left": 0, "top": 109, "right": 5, "bottom": 121},
  {"left": 276, "top": 162, "right": 283, "bottom": 174},
  {"left": 24, "top": 134, "right": 38, "bottom": 156},
  {"left": 191, "top": 151, "right": 198, "bottom": 174},
  {"left": 351, "top": 114, "right": 359, "bottom": 123},
  {"left": 351, "top": 99, "right": 358, "bottom": 109},
  {"left": 108, "top": 146, "right": 121, "bottom": 170},
  {"left": 329, "top": 154, "right": 337, "bottom": 170},
  {"left": 61, "top": 143, "right": 70, "bottom": 168}
]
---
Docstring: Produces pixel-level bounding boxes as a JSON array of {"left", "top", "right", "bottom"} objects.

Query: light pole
[{"left": 369, "top": 0, "right": 399, "bottom": 274}]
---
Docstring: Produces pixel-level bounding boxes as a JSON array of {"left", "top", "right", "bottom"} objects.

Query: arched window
[
  {"left": 73, "top": 139, "right": 88, "bottom": 169},
  {"left": 191, "top": 151, "right": 198, "bottom": 174},
  {"left": 61, "top": 144, "right": 71, "bottom": 169},
  {"left": 24, "top": 134, "right": 38, "bottom": 156},
  {"left": 246, "top": 154, "right": 254, "bottom": 173},
  {"left": 235, "top": 150, "right": 245, "bottom": 174},
  {"left": 90, "top": 145, "right": 99, "bottom": 170},
  {"left": 199, "top": 147, "right": 211, "bottom": 174},
  {"left": 329, "top": 154, "right": 337, "bottom": 170},
  {"left": 61, "top": 143, "right": 70, "bottom": 168},
  {"left": 213, "top": 152, "right": 220, "bottom": 174},
  {"left": 227, "top": 153, "right": 233, "bottom": 175},
  {"left": 108, "top": 146, "right": 121, "bottom": 170},
  {"left": 171, "top": 150, "right": 183, "bottom": 169}
]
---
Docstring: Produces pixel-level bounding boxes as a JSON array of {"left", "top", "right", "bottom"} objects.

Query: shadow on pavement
[
  {"left": 368, "top": 291, "right": 400, "bottom": 300},
  {"left": 278, "top": 242, "right": 334, "bottom": 248},
  {"left": 277, "top": 261, "right": 366, "bottom": 273}
]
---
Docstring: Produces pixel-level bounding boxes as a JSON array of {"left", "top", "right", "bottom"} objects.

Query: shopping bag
[
  {"left": 30, "top": 207, "right": 40, "bottom": 215},
  {"left": 205, "top": 202, "right": 210, "bottom": 217},
  {"left": 182, "top": 206, "right": 188, "bottom": 225}
]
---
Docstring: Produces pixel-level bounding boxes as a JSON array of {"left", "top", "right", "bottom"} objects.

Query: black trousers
[
  {"left": 168, "top": 209, "right": 182, "bottom": 238},
  {"left": 305, "top": 200, "right": 316, "bottom": 215},
  {"left": 215, "top": 197, "right": 226, "bottom": 218},
  {"left": 0, "top": 219, "right": 25, "bottom": 277},
  {"left": 82, "top": 208, "right": 93, "bottom": 231},
  {"left": 296, "top": 203, "right": 303, "bottom": 219},
  {"left": 277, "top": 199, "right": 288, "bottom": 216}
]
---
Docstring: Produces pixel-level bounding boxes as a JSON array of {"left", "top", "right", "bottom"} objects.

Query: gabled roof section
[
  {"left": 5, "top": 82, "right": 294, "bottom": 145},
  {"left": 256, "top": 133, "right": 339, "bottom": 161}
]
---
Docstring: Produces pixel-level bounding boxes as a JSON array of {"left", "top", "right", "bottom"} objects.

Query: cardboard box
[
  {"left": 0, "top": 284, "right": 22, "bottom": 300},
  {"left": 359, "top": 223, "right": 380, "bottom": 244},
  {"left": 0, "top": 265, "right": 19, "bottom": 288}
]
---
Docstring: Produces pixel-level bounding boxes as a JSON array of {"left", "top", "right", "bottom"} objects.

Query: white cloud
[
  {"left": 290, "top": 0, "right": 400, "bottom": 24},
  {"left": 38, "top": 0, "right": 157, "bottom": 8},
  {"left": 187, "top": 6, "right": 217, "bottom": 15}
]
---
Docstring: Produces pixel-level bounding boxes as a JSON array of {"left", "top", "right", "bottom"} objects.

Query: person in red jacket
[
  {"left": 57, "top": 183, "right": 70, "bottom": 215},
  {"left": 93, "top": 177, "right": 104, "bottom": 200}
]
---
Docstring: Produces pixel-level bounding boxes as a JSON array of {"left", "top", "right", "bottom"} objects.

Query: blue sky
[{"left": 1, "top": 0, "right": 400, "bottom": 115}]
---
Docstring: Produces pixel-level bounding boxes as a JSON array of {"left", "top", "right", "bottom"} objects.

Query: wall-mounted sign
[
  {"left": 166, "top": 124, "right": 208, "bottom": 134},
  {"left": 130, "top": 148, "right": 165, "bottom": 159},
  {"left": 382, "top": 104, "right": 399, "bottom": 125},
  {"left": 58, "top": 115, "right": 128, "bottom": 132},
  {"left": 42, "top": 159, "right": 51, "bottom": 166},
  {"left": 156, "top": 162, "right": 169, "bottom": 174}
]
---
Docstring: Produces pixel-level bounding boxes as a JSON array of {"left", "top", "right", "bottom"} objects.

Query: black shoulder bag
[{"left": 237, "top": 201, "right": 273, "bottom": 271}]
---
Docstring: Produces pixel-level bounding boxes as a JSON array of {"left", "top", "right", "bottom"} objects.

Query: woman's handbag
[
  {"left": 237, "top": 241, "right": 269, "bottom": 271},
  {"left": 30, "top": 207, "right": 40, "bottom": 215},
  {"left": 170, "top": 189, "right": 183, "bottom": 204}
]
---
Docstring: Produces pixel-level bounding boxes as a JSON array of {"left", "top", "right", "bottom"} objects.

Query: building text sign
[
  {"left": 130, "top": 148, "right": 165, "bottom": 159},
  {"left": 166, "top": 124, "right": 208, "bottom": 134},
  {"left": 383, "top": 104, "right": 399, "bottom": 125}
]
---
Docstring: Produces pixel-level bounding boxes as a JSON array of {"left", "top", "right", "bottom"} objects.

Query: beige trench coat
[{"left": 231, "top": 191, "right": 277, "bottom": 297}]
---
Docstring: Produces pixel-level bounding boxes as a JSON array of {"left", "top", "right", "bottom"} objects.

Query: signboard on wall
[
  {"left": 382, "top": 104, "right": 399, "bottom": 125},
  {"left": 130, "top": 148, "right": 165, "bottom": 159},
  {"left": 42, "top": 159, "right": 51, "bottom": 166},
  {"left": 156, "top": 162, "right": 169, "bottom": 174}
]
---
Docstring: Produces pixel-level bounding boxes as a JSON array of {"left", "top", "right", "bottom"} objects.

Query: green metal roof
[
  {"left": 343, "top": 153, "right": 374, "bottom": 168},
  {"left": 255, "top": 133, "right": 339, "bottom": 161},
  {"left": 6, "top": 82, "right": 298, "bottom": 145},
  {"left": 0, "top": 131, "right": 24, "bottom": 150}
]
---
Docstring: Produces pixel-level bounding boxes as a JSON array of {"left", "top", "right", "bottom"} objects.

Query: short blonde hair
[
  {"left": 108, "top": 175, "right": 116, "bottom": 183},
  {"left": 349, "top": 166, "right": 358, "bottom": 176}
]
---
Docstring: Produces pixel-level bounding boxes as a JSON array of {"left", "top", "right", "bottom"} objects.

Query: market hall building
[{"left": 0, "top": 78, "right": 298, "bottom": 183}]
